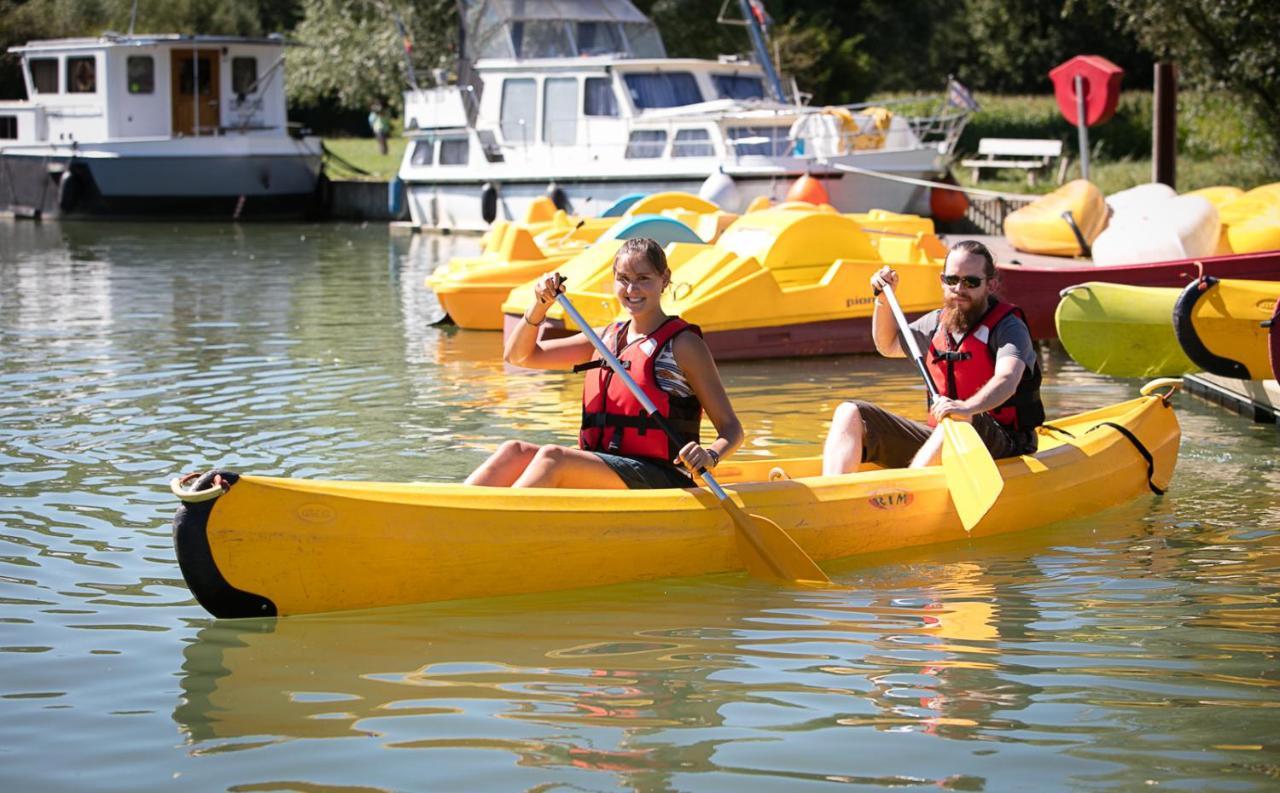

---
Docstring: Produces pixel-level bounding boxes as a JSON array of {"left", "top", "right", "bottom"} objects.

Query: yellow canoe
[
  {"left": 1173, "top": 277, "right": 1280, "bottom": 379},
  {"left": 1004, "top": 179, "right": 1108, "bottom": 257},
  {"left": 500, "top": 208, "right": 946, "bottom": 359},
  {"left": 172, "top": 382, "right": 1181, "bottom": 618},
  {"left": 427, "top": 193, "right": 733, "bottom": 330}
]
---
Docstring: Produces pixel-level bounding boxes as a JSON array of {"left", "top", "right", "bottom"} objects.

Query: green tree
[
  {"left": 1103, "top": 0, "right": 1280, "bottom": 159},
  {"left": 287, "top": 0, "right": 454, "bottom": 113}
]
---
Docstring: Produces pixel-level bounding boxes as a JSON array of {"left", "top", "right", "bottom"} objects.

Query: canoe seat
[{"left": 961, "top": 138, "right": 1067, "bottom": 186}]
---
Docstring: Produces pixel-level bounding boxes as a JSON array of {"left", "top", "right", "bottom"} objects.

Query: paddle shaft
[
  {"left": 881, "top": 285, "right": 941, "bottom": 400},
  {"left": 555, "top": 294, "right": 730, "bottom": 500}
]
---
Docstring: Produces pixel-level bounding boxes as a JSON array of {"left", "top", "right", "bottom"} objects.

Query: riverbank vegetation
[{"left": 2, "top": 0, "right": 1275, "bottom": 186}]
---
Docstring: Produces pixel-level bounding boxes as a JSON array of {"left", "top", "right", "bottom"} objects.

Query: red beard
[{"left": 940, "top": 297, "right": 986, "bottom": 334}]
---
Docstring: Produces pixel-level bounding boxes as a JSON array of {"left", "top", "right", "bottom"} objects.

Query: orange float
[{"left": 786, "top": 173, "right": 829, "bottom": 205}]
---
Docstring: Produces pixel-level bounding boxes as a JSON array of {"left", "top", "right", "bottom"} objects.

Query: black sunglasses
[{"left": 940, "top": 274, "right": 987, "bottom": 288}]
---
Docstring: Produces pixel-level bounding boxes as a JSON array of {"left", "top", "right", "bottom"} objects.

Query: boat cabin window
[
  {"left": 727, "top": 126, "right": 790, "bottom": 156},
  {"left": 67, "top": 56, "right": 96, "bottom": 93},
  {"left": 672, "top": 128, "right": 713, "bottom": 157},
  {"left": 576, "top": 22, "right": 624, "bottom": 55},
  {"left": 439, "top": 137, "right": 470, "bottom": 165},
  {"left": 584, "top": 77, "right": 618, "bottom": 117},
  {"left": 512, "top": 21, "right": 573, "bottom": 58},
  {"left": 499, "top": 78, "right": 536, "bottom": 144},
  {"left": 625, "top": 129, "right": 666, "bottom": 159},
  {"left": 543, "top": 77, "right": 578, "bottom": 145},
  {"left": 623, "top": 72, "right": 702, "bottom": 110},
  {"left": 713, "top": 74, "right": 765, "bottom": 100},
  {"left": 621, "top": 23, "right": 666, "bottom": 58},
  {"left": 410, "top": 140, "right": 434, "bottom": 166},
  {"left": 29, "top": 58, "right": 59, "bottom": 94},
  {"left": 0, "top": 116, "right": 16, "bottom": 139},
  {"left": 127, "top": 56, "right": 154, "bottom": 94},
  {"left": 232, "top": 57, "right": 258, "bottom": 98}
]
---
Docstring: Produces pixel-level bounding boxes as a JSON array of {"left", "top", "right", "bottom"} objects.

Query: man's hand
[{"left": 930, "top": 396, "right": 973, "bottom": 423}]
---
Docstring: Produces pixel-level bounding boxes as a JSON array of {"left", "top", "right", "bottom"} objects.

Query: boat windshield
[
  {"left": 712, "top": 74, "right": 765, "bottom": 100},
  {"left": 624, "top": 72, "right": 703, "bottom": 109},
  {"left": 464, "top": 0, "right": 666, "bottom": 59}
]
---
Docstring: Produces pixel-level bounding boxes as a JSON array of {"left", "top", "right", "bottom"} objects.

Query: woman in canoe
[{"left": 466, "top": 237, "right": 743, "bottom": 489}]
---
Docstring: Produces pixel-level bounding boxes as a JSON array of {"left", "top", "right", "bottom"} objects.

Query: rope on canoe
[
  {"left": 170, "top": 471, "right": 229, "bottom": 503},
  {"left": 1085, "top": 422, "right": 1164, "bottom": 496}
]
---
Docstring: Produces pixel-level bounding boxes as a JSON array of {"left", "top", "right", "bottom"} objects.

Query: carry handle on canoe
[{"left": 554, "top": 290, "right": 830, "bottom": 586}]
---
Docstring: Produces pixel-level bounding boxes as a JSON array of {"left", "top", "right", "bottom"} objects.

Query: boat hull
[
  {"left": 995, "top": 249, "right": 1280, "bottom": 340},
  {"left": 1173, "top": 277, "right": 1280, "bottom": 379},
  {"left": 172, "top": 390, "right": 1181, "bottom": 617},
  {"left": 0, "top": 141, "right": 322, "bottom": 220}
]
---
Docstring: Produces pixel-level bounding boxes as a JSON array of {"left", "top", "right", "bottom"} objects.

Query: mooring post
[{"left": 1153, "top": 63, "right": 1177, "bottom": 189}]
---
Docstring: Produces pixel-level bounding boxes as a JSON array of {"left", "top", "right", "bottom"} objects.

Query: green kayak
[{"left": 1055, "top": 281, "right": 1201, "bottom": 377}]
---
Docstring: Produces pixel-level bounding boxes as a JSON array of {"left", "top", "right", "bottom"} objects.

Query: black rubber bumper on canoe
[
  {"left": 1173, "top": 276, "right": 1249, "bottom": 378},
  {"left": 172, "top": 470, "right": 278, "bottom": 619}
]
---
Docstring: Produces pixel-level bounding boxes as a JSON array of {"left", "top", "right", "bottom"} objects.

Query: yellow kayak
[
  {"left": 1003, "top": 179, "right": 1108, "bottom": 257},
  {"left": 428, "top": 192, "right": 731, "bottom": 330},
  {"left": 501, "top": 208, "right": 947, "bottom": 359},
  {"left": 171, "top": 382, "right": 1181, "bottom": 618},
  {"left": 1055, "top": 282, "right": 1199, "bottom": 377},
  {"left": 1216, "top": 183, "right": 1280, "bottom": 255},
  {"left": 1173, "top": 277, "right": 1280, "bottom": 379}
]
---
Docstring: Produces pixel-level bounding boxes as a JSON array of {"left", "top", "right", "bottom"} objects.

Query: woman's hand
[
  {"left": 526, "top": 272, "right": 565, "bottom": 324},
  {"left": 675, "top": 441, "right": 718, "bottom": 473}
]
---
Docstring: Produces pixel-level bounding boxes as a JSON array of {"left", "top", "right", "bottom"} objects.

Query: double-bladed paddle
[
  {"left": 555, "top": 291, "right": 831, "bottom": 586},
  {"left": 881, "top": 284, "right": 1003, "bottom": 531}
]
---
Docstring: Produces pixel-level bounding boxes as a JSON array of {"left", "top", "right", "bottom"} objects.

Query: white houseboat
[
  {"left": 0, "top": 34, "right": 322, "bottom": 219},
  {"left": 397, "top": 0, "right": 971, "bottom": 232}
]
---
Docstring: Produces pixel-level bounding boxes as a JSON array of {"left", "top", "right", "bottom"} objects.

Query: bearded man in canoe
[
  {"left": 466, "top": 237, "right": 744, "bottom": 489},
  {"left": 822, "top": 239, "right": 1044, "bottom": 474}
]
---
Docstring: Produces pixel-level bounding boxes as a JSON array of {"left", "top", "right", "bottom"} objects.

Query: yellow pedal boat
[
  {"left": 501, "top": 208, "right": 946, "bottom": 359},
  {"left": 427, "top": 193, "right": 733, "bottom": 330},
  {"left": 171, "top": 382, "right": 1181, "bottom": 618}
]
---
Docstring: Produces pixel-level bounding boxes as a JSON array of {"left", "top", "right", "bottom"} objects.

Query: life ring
[{"left": 481, "top": 182, "right": 499, "bottom": 224}]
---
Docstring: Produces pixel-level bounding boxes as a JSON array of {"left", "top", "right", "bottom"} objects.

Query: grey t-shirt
[{"left": 906, "top": 308, "right": 1038, "bottom": 373}]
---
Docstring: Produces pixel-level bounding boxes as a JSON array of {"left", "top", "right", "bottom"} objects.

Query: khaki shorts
[{"left": 850, "top": 400, "right": 1038, "bottom": 469}]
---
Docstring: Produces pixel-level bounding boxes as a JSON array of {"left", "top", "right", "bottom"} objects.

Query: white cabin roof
[{"left": 8, "top": 34, "right": 289, "bottom": 55}]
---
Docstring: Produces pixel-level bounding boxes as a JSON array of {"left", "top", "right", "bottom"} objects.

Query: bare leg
[
  {"left": 823, "top": 401, "right": 866, "bottom": 476},
  {"left": 513, "top": 445, "right": 629, "bottom": 489},
  {"left": 910, "top": 426, "right": 946, "bottom": 468},
  {"left": 465, "top": 440, "right": 540, "bottom": 486}
]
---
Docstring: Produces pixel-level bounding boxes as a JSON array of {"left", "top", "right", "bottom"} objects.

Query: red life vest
[
  {"left": 578, "top": 317, "right": 703, "bottom": 464},
  {"left": 924, "top": 300, "right": 1045, "bottom": 430}
]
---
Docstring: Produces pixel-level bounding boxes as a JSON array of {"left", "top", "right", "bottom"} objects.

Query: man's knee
[
  {"left": 832, "top": 400, "right": 876, "bottom": 435},
  {"left": 532, "top": 444, "right": 569, "bottom": 464}
]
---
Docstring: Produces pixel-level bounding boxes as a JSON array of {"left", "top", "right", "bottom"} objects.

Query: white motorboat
[
  {"left": 397, "top": 0, "right": 972, "bottom": 231},
  {"left": 0, "top": 34, "right": 322, "bottom": 219}
]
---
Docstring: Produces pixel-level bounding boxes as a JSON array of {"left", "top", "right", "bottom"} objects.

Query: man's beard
[{"left": 941, "top": 296, "right": 987, "bottom": 334}]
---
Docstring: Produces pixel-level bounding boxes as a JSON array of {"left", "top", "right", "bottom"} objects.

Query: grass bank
[
  {"left": 877, "top": 90, "right": 1280, "bottom": 195},
  {"left": 322, "top": 136, "right": 407, "bottom": 181}
]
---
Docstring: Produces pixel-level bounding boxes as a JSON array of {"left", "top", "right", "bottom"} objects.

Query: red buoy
[
  {"left": 929, "top": 174, "right": 969, "bottom": 222},
  {"left": 786, "top": 173, "right": 829, "bottom": 205}
]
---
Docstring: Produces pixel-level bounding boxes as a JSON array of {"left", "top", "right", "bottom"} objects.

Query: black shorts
[
  {"left": 849, "top": 400, "right": 1038, "bottom": 469},
  {"left": 592, "top": 452, "right": 695, "bottom": 489}
]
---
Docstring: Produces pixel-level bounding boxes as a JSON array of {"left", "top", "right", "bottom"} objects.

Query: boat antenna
[
  {"left": 718, "top": 0, "right": 786, "bottom": 101},
  {"left": 128, "top": 0, "right": 139, "bottom": 35}
]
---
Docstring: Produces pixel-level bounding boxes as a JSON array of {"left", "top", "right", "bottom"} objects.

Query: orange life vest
[
  {"left": 924, "top": 300, "right": 1044, "bottom": 430},
  {"left": 578, "top": 317, "right": 702, "bottom": 464}
]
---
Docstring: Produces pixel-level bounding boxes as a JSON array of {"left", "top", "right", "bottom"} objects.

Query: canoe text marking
[
  {"left": 868, "top": 488, "right": 914, "bottom": 510},
  {"left": 297, "top": 503, "right": 336, "bottom": 523}
]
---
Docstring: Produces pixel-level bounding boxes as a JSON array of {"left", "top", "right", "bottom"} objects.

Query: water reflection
[{"left": 3, "top": 220, "right": 1279, "bottom": 791}]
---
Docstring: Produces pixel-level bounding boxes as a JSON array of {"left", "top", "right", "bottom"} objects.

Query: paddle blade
[
  {"left": 940, "top": 419, "right": 1003, "bottom": 532},
  {"left": 721, "top": 499, "right": 831, "bottom": 586}
]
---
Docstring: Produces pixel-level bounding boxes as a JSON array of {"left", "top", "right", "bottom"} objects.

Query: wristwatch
[{"left": 706, "top": 449, "right": 721, "bottom": 468}]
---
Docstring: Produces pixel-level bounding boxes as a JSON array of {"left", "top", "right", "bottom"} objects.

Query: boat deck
[{"left": 1184, "top": 373, "right": 1280, "bottom": 424}]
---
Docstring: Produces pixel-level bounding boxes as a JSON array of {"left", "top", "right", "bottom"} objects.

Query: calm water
[{"left": 2, "top": 220, "right": 1278, "bottom": 792}]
